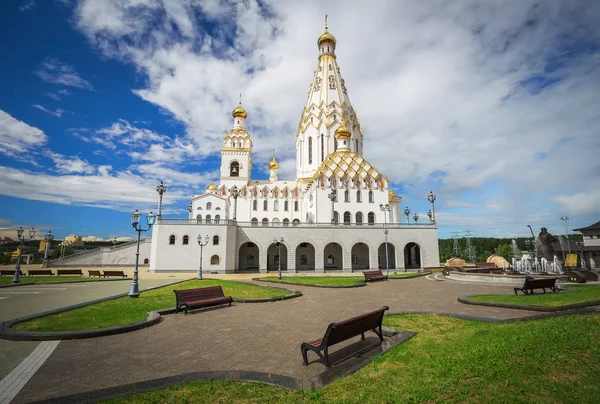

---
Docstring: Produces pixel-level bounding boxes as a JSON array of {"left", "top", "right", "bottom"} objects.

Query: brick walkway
[{"left": 13, "top": 277, "right": 542, "bottom": 403}]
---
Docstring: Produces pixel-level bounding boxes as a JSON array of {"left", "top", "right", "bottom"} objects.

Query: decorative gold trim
[{"left": 221, "top": 147, "right": 250, "bottom": 152}]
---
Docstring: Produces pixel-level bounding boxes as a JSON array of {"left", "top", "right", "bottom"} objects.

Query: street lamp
[
  {"left": 427, "top": 209, "right": 432, "bottom": 223},
  {"left": 404, "top": 207, "right": 411, "bottom": 225},
  {"left": 129, "top": 210, "right": 155, "bottom": 297},
  {"left": 197, "top": 235, "right": 209, "bottom": 280},
  {"left": 413, "top": 213, "right": 419, "bottom": 223},
  {"left": 379, "top": 204, "right": 391, "bottom": 276},
  {"left": 230, "top": 188, "right": 240, "bottom": 221},
  {"left": 560, "top": 216, "right": 571, "bottom": 254},
  {"left": 12, "top": 227, "right": 36, "bottom": 284},
  {"left": 187, "top": 202, "right": 192, "bottom": 220},
  {"left": 156, "top": 180, "right": 167, "bottom": 220},
  {"left": 328, "top": 189, "right": 337, "bottom": 224},
  {"left": 42, "top": 230, "right": 53, "bottom": 268},
  {"left": 427, "top": 191, "right": 436, "bottom": 224},
  {"left": 273, "top": 237, "right": 284, "bottom": 279}
]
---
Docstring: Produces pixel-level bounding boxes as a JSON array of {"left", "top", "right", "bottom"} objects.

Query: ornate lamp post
[
  {"left": 187, "top": 202, "right": 192, "bottom": 220},
  {"left": 13, "top": 227, "right": 36, "bottom": 284},
  {"left": 274, "top": 237, "right": 284, "bottom": 280},
  {"left": 129, "top": 210, "right": 155, "bottom": 297},
  {"left": 156, "top": 180, "right": 167, "bottom": 220},
  {"left": 404, "top": 207, "right": 411, "bottom": 225},
  {"left": 560, "top": 216, "right": 570, "bottom": 254},
  {"left": 328, "top": 189, "right": 337, "bottom": 224},
  {"left": 427, "top": 209, "right": 432, "bottom": 223},
  {"left": 427, "top": 191, "right": 436, "bottom": 224},
  {"left": 413, "top": 213, "right": 419, "bottom": 223},
  {"left": 197, "top": 235, "right": 209, "bottom": 280},
  {"left": 379, "top": 204, "right": 391, "bottom": 276},
  {"left": 42, "top": 230, "right": 53, "bottom": 268},
  {"left": 231, "top": 188, "right": 240, "bottom": 221}
]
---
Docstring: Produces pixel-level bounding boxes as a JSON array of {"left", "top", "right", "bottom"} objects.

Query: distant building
[
  {"left": 64, "top": 235, "right": 84, "bottom": 247},
  {"left": 0, "top": 237, "right": 14, "bottom": 244},
  {"left": 573, "top": 220, "right": 600, "bottom": 269}
]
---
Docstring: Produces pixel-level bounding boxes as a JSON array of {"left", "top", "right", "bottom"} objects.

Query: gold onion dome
[
  {"left": 232, "top": 102, "right": 247, "bottom": 119},
  {"left": 207, "top": 183, "right": 218, "bottom": 191},
  {"left": 335, "top": 125, "right": 351, "bottom": 138},
  {"left": 318, "top": 30, "right": 336, "bottom": 48},
  {"left": 269, "top": 156, "right": 279, "bottom": 169}
]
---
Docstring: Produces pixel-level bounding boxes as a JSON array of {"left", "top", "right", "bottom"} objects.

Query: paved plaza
[{"left": 0, "top": 275, "right": 555, "bottom": 403}]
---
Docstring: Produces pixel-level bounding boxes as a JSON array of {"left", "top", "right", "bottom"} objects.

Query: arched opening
[
  {"left": 206, "top": 202, "right": 212, "bottom": 210},
  {"left": 143, "top": 258, "right": 149, "bottom": 265},
  {"left": 308, "top": 137, "right": 313, "bottom": 164},
  {"left": 169, "top": 235, "right": 175, "bottom": 245},
  {"left": 211, "top": 255, "right": 220, "bottom": 265},
  {"left": 182, "top": 235, "right": 189, "bottom": 245},
  {"left": 238, "top": 242, "right": 259, "bottom": 271},
  {"left": 294, "top": 201, "right": 299, "bottom": 211},
  {"left": 351, "top": 242, "right": 370, "bottom": 270},
  {"left": 369, "top": 190, "right": 374, "bottom": 203},
  {"left": 343, "top": 211, "right": 351, "bottom": 225},
  {"left": 344, "top": 189, "right": 349, "bottom": 202},
  {"left": 283, "top": 218, "right": 290, "bottom": 227},
  {"left": 292, "top": 219, "right": 300, "bottom": 226},
  {"left": 404, "top": 242, "right": 421, "bottom": 269},
  {"left": 263, "top": 200, "right": 268, "bottom": 211},
  {"left": 253, "top": 200, "right": 257, "bottom": 210},
  {"left": 296, "top": 242, "right": 315, "bottom": 271},
  {"left": 262, "top": 218, "right": 269, "bottom": 226},
  {"left": 267, "top": 242, "right": 288, "bottom": 271},
  {"left": 205, "top": 214, "right": 211, "bottom": 224},
  {"left": 356, "top": 190, "right": 362, "bottom": 202},
  {"left": 324, "top": 242, "right": 343, "bottom": 270},
  {"left": 251, "top": 218, "right": 258, "bottom": 226},
  {"left": 368, "top": 212, "right": 375, "bottom": 225},
  {"left": 378, "top": 243, "right": 397, "bottom": 270},
  {"left": 333, "top": 211, "right": 339, "bottom": 224},
  {"left": 272, "top": 218, "right": 280, "bottom": 226},
  {"left": 356, "top": 212, "right": 363, "bottom": 224},
  {"left": 213, "top": 235, "right": 219, "bottom": 245},
  {"left": 196, "top": 214, "right": 202, "bottom": 223},
  {"left": 214, "top": 214, "right": 220, "bottom": 224},
  {"left": 274, "top": 200, "right": 279, "bottom": 211},
  {"left": 230, "top": 161, "right": 239, "bottom": 177},
  {"left": 284, "top": 200, "right": 289, "bottom": 211}
]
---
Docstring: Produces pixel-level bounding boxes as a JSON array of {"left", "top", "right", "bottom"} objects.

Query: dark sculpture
[{"left": 539, "top": 227, "right": 557, "bottom": 261}]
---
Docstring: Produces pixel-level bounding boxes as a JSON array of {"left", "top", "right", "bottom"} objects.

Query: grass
[
  {"left": 469, "top": 285, "right": 600, "bottom": 307},
  {"left": 388, "top": 272, "right": 425, "bottom": 279},
  {"left": 103, "top": 313, "right": 600, "bottom": 403},
  {"left": 0, "top": 276, "right": 99, "bottom": 285},
  {"left": 262, "top": 276, "right": 365, "bottom": 287},
  {"left": 13, "top": 279, "right": 289, "bottom": 332}
]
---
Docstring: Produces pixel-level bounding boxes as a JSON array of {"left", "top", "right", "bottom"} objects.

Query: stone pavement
[{"left": 10, "top": 276, "right": 549, "bottom": 403}]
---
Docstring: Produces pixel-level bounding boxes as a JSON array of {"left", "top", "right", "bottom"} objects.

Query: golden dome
[
  {"left": 334, "top": 125, "right": 351, "bottom": 138},
  {"left": 268, "top": 156, "right": 279, "bottom": 169},
  {"left": 318, "top": 30, "right": 336, "bottom": 48},
  {"left": 232, "top": 103, "right": 247, "bottom": 119},
  {"left": 388, "top": 190, "right": 396, "bottom": 202},
  {"left": 207, "top": 183, "right": 218, "bottom": 191}
]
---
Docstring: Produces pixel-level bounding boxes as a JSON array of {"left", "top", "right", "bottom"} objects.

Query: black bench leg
[
  {"left": 301, "top": 347, "right": 309, "bottom": 366},
  {"left": 324, "top": 347, "right": 330, "bottom": 368},
  {"left": 361, "top": 333, "right": 365, "bottom": 341}
]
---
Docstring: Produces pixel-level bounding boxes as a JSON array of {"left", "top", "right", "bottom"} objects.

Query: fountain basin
[{"left": 446, "top": 271, "right": 569, "bottom": 284}]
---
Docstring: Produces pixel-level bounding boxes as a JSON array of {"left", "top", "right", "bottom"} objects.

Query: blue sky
[{"left": 1, "top": 0, "right": 599, "bottom": 241}]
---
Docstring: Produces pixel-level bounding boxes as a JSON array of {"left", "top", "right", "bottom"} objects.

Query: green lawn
[
  {"left": 388, "top": 272, "right": 425, "bottom": 279},
  {"left": 0, "top": 276, "right": 96, "bottom": 285},
  {"left": 262, "top": 276, "right": 365, "bottom": 287},
  {"left": 13, "top": 279, "right": 289, "bottom": 332},
  {"left": 469, "top": 285, "right": 600, "bottom": 307},
  {"left": 104, "top": 313, "right": 600, "bottom": 403}
]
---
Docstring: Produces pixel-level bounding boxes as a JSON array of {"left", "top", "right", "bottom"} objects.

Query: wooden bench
[
  {"left": 301, "top": 306, "right": 389, "bottom": 368},
  {"left": 28, "top": 270, "right": 54, "bottom": 276},
  {"left": 88, "top": 270, "right": 103, "bottom": 278},
  {"left": 174, "top": 286, "right": 233, "bottom": 314},
  {"left": 514, "top": 277, "right": 558, "bottom": 295},
  {"left": 363, "top": 270, "right": 388, "bottom": 282},
  {"left": 103, "top": 270, "right": 127, "bottom": 278},
  {"left": 0, "top": 270, "right": 24, "bottom": 276},
  {"left": 57, "top": 269, "right": 83, "bottom": 276}
]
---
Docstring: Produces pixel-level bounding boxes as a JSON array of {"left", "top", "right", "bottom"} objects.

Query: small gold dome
[
  {"left": 334, "top": 125, "right": 351, "bottom": 138},
  {"left": 318, "top": 30, "right": 336, "bottom": 48},
  {"left": 269, "top": 156, "right": 279, "bottom": 169},
  {"left": 207, "top": 183, "right": 218, "bottom": 191},
  {"left": 388, "top": 190, "right": 396, "bottom": 202},
  {"left": 232, "top": 103, "right": 247, "bottom": 119}
]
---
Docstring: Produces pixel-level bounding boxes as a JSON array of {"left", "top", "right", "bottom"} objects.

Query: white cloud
[
  {"left": 35, "top": 57, "right": 93, "bottom": 90},
  {"left": 45, "top": 151, "right": 95, "bottom": 174},
  {"left": 19, "top": 0, "right": 35, "bottom": 12},
  {"left": 45, "top": 89, "right": 71, "bottom": 100},
  {"left": 32, "top": 104, "right": 65, "bottom": 118},
  {"left": 0, "top": 110, "right": 48, "bottom": 157}
]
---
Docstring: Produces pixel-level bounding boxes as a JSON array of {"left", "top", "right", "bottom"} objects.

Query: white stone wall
[{"left": 52, "top": 239, "right": 152, "bottom": 267}]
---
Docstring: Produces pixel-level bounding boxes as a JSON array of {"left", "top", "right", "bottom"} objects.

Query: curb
[
  {"left": 254, "top": 278, "right": 366, "bottom": 288},
  {"left": 0, "top": 278, "right": 132, "bottom": 288},
  {"left": 386, "top": 309, "right": 595, "bottom": 323},
  {"left": 457, "top": 293, "right": 600, "bottom": 312}
]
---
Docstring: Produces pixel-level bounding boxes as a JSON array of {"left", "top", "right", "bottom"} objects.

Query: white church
[{"left": 149, "top": 24, "right": 440, "bottom": 274}]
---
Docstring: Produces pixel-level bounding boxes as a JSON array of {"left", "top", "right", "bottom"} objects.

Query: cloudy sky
[{"left": 1, "top": 0, "right": 599, "bottom": 240}]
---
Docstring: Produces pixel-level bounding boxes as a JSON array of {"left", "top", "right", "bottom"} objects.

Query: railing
[
  {"left": 157, "top": 218, "right": 435, "bottom": 229},
  {"left": 48, "top": 239, "right": 150, "bottom": 265}
]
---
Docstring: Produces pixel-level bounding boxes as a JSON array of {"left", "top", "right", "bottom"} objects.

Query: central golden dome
[
  {"left": 232, "top": 102, "right": 247, "bottom": 119},
  {"left": 317, "top": 30, "right": 336, "bottom": 48},
  {"left": 207, "top": 183, "right": 218, "bottom": 191},
  {"left": 268, "top": 156, "right": 279, "bottom": 169},
  {"left": 334, "top": 125, "right": 351, "bottom": 138}
]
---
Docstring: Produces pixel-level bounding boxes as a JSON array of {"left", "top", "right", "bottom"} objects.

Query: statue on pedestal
[{"left": 539, "top": 227, "right": 557, "bottom": 261}]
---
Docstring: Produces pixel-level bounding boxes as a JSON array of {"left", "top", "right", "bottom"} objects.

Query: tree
[{"left": 496, "top": 243, "right": 514, "bottom": 261}]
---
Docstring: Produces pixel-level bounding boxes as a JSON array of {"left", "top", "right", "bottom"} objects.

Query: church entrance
[
  {"left": 404, "top": 242, "right": 421, "bottom": 269},
  {"left": 378, "top": 242, "right": 396, "bottom": 270},
  {"left": 323, "top": 242, "right": 343, "bottom": 270},
  {"left": 351, "top": 242, "right": 369, "bottom": 270},
  {"left": 267, "top": 242, "right": 288, "bottom": 272},
  {"left": 295, "top": 242, "right": 315, "bottom": 271},
  {"left": 238, "top": 242, "right": 259, "bottom": 271}
]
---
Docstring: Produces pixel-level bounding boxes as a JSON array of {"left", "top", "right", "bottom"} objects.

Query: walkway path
[{"left": 10, "top": 277, "right": 547, "bottom": 403}]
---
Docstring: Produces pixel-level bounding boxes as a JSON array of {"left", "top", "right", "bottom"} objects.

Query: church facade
[{"left": 149, "top": 25, "right": 439, "bottom": 273}]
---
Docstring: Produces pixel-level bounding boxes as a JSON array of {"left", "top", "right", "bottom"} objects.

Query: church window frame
[
  {"left": 356, "top": 212, "right": 363, "bottom": 224},
  {"left": 356, "top": 190, "right": 362, "bottom": 203},
  {"left": 294, "top": 201, "right": 299, "bottom": 211},
  {"left": 344, "top": 190, "right": 350, "bottom": 202},
  {"left": 333, "top": 211, "right": 339, "bottom": 224},
  {"left": 211, "top": 255, "right": 220, "bottom": 265},
  {"left": 368, "top": 212, "right": 375, "bottom": 225},
  {"left": 344, "top": 211, "right": 351, "bottom": 225},
  {"left": 292, "top": 219, "right": 300, "bottom": 226},
  {"left": 169, "top": 235, "right": 176, "bottom": 245},
  {"left": 284, "top": 200, "right": 289, "bottom": 211},
  {"left": 213, "top": 235, "right": 219, "bottom": 245},
  {"left": 182, "top": 235, "right": 189, "bottom": 245},
  {"left": 230, "top": 161, "right": 240, "bottom": 177},
  {"left": 205, "top": 214, "right": 211, "bottom": 224},
  {"left": 262, "top": 218, "right": 269, "bottom": 226},
  {"left": 206, "top": 202, "right": 212, "bottom": 210},
  {"left": 368, "top": 190, "right": 374, "bottom": 203},
  {"left": 283, "top": 218, "right": 290, "bottom": 227},
  {"left": 253, "top": 200, "right": 257, "bottom": 211},
  {"left": 263, "top": 200, "right": 268, "bottom": 211},
  {"left": 274, "top": 200, "right": 279, "bottom": 211},
  {"left": 308, "top": 137, "right": 313, "bottom": 164},
  {"left": 321, "top": 134, "right": 324, "bottom": 161},
  {"left": 251, "top": 218, "right": 258, "bottom": 227},
  {"left": 214, "top": 215, "right": 220, "bottom": 224},
  {"left": 196, "top": 214, "right": 202, "bottom": 223}
]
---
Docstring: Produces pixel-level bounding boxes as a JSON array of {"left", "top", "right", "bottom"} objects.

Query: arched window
[
  {"left": 333, "top": 211, "right": 339, "bottom": 224},
  {"left": 213, "top": 235, "right": 219, "bottom": 245},
  {"left": 143, "top": 258, "right": 149, "bottom": 264},
  {"left": 206, "top": 202, "right": 212, "bottom": 210},
  {"left": 251, "top": 218, "right": 258, "bottom": 226},
  {"left": 169, "top": 235, "right": 175, "bottom": 245},
  {"left": 211, "top": 255, "right": 220, "bottom": 265},
  {"left": 263, "top": 200, "right": 268, "bottom": 211},
  {"left": 274, "top": 200, "right": 279, "bottom": 211},
  {"left": 355, "top": 139, "right": 358, "bottom": 151},
  {"left": 283, "top": 218, "right": 290, "bottom": 227},
  {"left": 262, "top": 218, "right": 269, "bottom": 226},
  {"left": 230, "top": 161, "right": 239, "bottom": 177},
  {"left": 369, "top": 190, "right": 374, "bottom": 203},
  {"left": 356, "top": 212, "right": 363, "bottom": 224},
  {"left": 197, "top": 207, "right": 202, "bottom": 210},
  {"left": 294, "top": 201, "right": 299, "bottom": 211},
  {"left": 368, "top": 212, "right": 375, "bottom": 225},
  {"left": 344, "top": 211, "right": 351, "bottom": 225},
  {"left": 214, "top": 215, "right": 220, "bottom": 224},
  {"left": 284, "top": 201, "right": 289, "bottom": 211},
  {"left": 308, "top": 137, "right": 313, "bottom": 164},
  {"left": 205, "top": 214, "right": 211, "bottom": 223},
  {"left": 356, "top": 190, "right": 362, "bottom": 203},
  {"left": 196, "top": 214, "right": 202, "bottom": 223},
  {"left": 247, "top": 255, "right": 254, "bottom": 265},
  {"left": 215, "top": 207, "right": 221, "bottom": 210},
  {"left": 321, "top": 134, "right": 324, "bottom": 162},
  {"left": 300, "top": 254, "right": 308, "bottom": 265},
  {"left": 292, "top": 219, "right": 300, "bottom": 226},
  {"left": 182, "top": 235, "right": 189, "bottom": 245},
  {"left": 253, "top": 200, "right": 257, "bottom": 211},
  {"left": 344, "top": 190, "right": 349, "bottom": 202}
]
